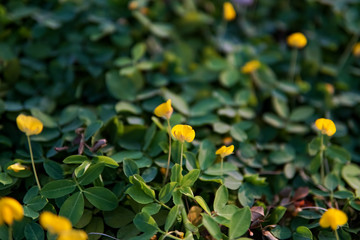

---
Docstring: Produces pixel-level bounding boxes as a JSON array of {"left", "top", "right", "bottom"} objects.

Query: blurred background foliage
[{"left": 1, "top": 0, "right": 360, "bottom": 239}]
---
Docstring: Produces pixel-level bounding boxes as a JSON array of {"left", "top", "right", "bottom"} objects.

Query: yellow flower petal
[
  {"left": 39, "top": 211, "right": 72, "bottom": 234},
  {"left": 216, "top": 145, "right": 234, "bottom": 158},
  {"left": 16, "top": 114, "right": 43, "bottom": 136},
  {"left": 154, "top": 99, "right": 173, "bottom": 119},
  {"left": 57, "top": 229, "right": 88, "bottom": 240},
  {"left": 353, "top": 42, "right": 360, "bottom": 57},
  {"left": 0, "top": 197, "right": 24, "bottom": 225},
  {"left": 223, "top": 2, "right": 236, "bottom": 21},
  {"left": 287, "top": 32, "right": 307, "bottom": 49},
  {"left": 171, "top": 125, "right": 195, "bottom": 143},
  {"left": 241, "top": 60, "right": 261, "bottom": 74},
  {"left": 315, "top": 118, "right": 336, "bottom": 136},
  {"left": 319, "top": 208, "right": 347, "bottom": 230},
  {"left": 7, "top": 163, "right": 27, "bottom": 172}
]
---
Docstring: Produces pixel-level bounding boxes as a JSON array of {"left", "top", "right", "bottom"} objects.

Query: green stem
[
  {"left": 160, "top": 231, "right": 183, "bottom": 240},
  {"left": 27, "top": 135, "right": 42, "bottom": 191},
  {"left": 8, "top": 225, "right": 12, "bottom": 240},
  {"left": 320, "top": 134, "right": 325, "bottom": 185},
  {"left": 180, "top": 142, "right": 184, "bottom": 169},
  {"left": 288, "top": 48, "right": 298, "bottom": 82},
  {"left": 163, "top": 118, "right": 172, "bottom": 185},
  {"left": 221, "top": 157, "right": 224, "bottom": 177},
  {"left": 338, "top": 34, "right": 359, "bottom": 75},
  {"left": 155, "top": 199, "right": 171, "bottom": 210},
  {"left": 335, "top": 229, "right": 340, "bottom": 240}
]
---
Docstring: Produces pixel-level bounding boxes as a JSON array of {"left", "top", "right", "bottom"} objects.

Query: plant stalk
[
  {"left": 335, "top": 229, "right": 340, "bottom": 240},
  {"left": 27, "top": 135, "right": 42, "bottom": 191},
  {"left": 180, "top": 142, "right": 184, "bottom": 169},
  {"left": 163, "top": 118, "right": 172, "bottom": 185},
  {"left": 320, "top": 134, "right": 325, "bottom": 185},
  {"left": 288, "top": 48, "right": 298, "bottom": 82},
  {"left": 8, "top": 225, "right": 12, "bottom": 240},
  {"left": 221, "top": 157, "right": 224, "bottom": 177}
]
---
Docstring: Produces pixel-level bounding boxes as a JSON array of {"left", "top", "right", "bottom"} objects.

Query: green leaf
[
  {"left": 141, "top": 203, "right": 161, "bottom": 215},
  {"left": 133, "top": 212, "right": 159, "bottom": 232},
  {"left": 194, "top": 196, "right": 211, "bottom": 215},
  {"left": 123, "top": 159, "right": 140, "bottom": 177},
  {"left": 342, "top": 164, "right": 360, "bottom": 190},
  {"left": 202, "top": 214, "right": 222, "bottom": 240},
  {"left": 326, "top": 145, "right": 351, "bottom": 164},
  {"left": 265, "top": 206, "right": 287, "bottom": 225},
  {"left": 229, "top": 207, "right": 251, "bottom": 239},
  {"left": 162, "top": 89, "right": 189, "bottom": 115},
  {"left": 198, "top": 140, "right": 216, "bottom": 171},
  {"left": 41, "top": 180, "right": 76, "bottom": 199},
  {"left": 0, "top": 173, "right": 13, "bottom": 185},
  {"left": 272, "top": 96, "right": 289, "bottom": 119},
  {"left": 30, "top": 108, "right": 57, "bottom": 128},
  {"left": 271, "top": 226, "right": 292, "bottom": 239},
  {"left": 170, "top": 164, "right": 183, "bottom": 183},
  {"left": 43, "top": 160, "right": 63, "bottom": 180},
  {"left": 269, "top": 149, "right": 294, "bottom": 165},
  {"left": 74, "top": 161, "right": 91, "bottom": 178},
  {"left": 289, "top": 106, "right": 315, "bottom": 122},
  {"left": 263, "top": 113, "right": 285, "bottom": 128},
  {"left": 132, "top": 43, "right": 146, "bottom": 62},
  {"left": 84, "top": 121, "right": 103, "bottom": 140},
  {"left": 59, "top": 192, "right": 84, "bottom": 225},
  {"left": 325, "top": 173, "right": 339, "bottom": 191},
  {"left": 159, "top": 182, "right": 177, "bottom": 203},
  {"left": 104, "top": 206, "right": 135, "bottom": 228},
  {"left": 83, "top": 187, "right": 118, "bottom": 211},
  {"left": 93, "top": 156, "right": 118, "bottom": 168},
  {"left": 24, "top": 223, "right": 44, "bottom": 240},
  {"left": 180, "top": 169, "right": 200, "bottom": 188},
  {"left": 220, "top": 69, "right": 240, "bottom": 87},
  {"left": 78, "top": 163, "right": 105, "bottom": 185},
  {"left": 63, "top": 155, "right": 89, "bottom": 164},
  {"left": 214, "top": 185, "right": 228, "bottom": 213},
  {"left": 165, "top": 205, "right": 180, "bottom": 231},
  {"left": 293, "top": 226, "right": 313, "bottom": 240},
  {"left": 106, "top": 71, "right": 136, "bottom": 101},
  {"left": 230, "top": 123, "right": 248, "bottom": 142}
]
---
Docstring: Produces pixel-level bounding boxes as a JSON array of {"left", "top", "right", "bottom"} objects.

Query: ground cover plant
[{"left": 1, "top": 0, "right": 360, "bottom": 239}]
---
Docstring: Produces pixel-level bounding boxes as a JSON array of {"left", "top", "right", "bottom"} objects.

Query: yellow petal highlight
[
  {"left": 154, "top": 99, "right": 173, "bottom": 119},
  {"left": 39, "top": 211, "right": 72, "bottom": 235},
  {"left": 0, "top": 197, "right": 24, "bottom": 225},
  {"left": 58, "top": 229, "right": 88, "bottom": 240},
  {"left": 241, "top": 60, "right": 261, "bottom": 74},
  {"left": 315, "top": 118, "right": 336, "bottom": 136},
  {"left": 287, "top": 32, "right": 307, "bottom": 49},
  {"left": 171, "top": 124, "right": 195, "bottom": 143},
  {"left": 7, "top": 163, "right": 27, "bottom": 172},
  {"left": 216, "top": 145, "right": 234, "bottom": 158},
  {"left": 16, "top": 114, "right": 43, "bottom": 136},
  {"left": 319, "top": 208, "right": 347, "bottom": 230},
  {"left": 223, "top": 2, "right": 236, "bottom": 21},
  {"left": 353, "top": 42, "right": 360, "bottom": 57}
]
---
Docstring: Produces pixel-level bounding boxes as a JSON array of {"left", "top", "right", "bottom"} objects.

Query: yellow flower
[
  {"left": 171, "top": 125, "right": 195, "bottom": 143},
  {"left": 287, "top": 32, "right": 307, "bottom": 49},
  {"left": 223, "top": 2, "right": 236, "bottom": 21},
  {"left": 39, "top": 211, "right": 72, "bottom": 235},
  {"left": 241, "top": 60, "right": 261, "bottom": 74},
  {"left": 16, "top": 114, "right": 43, "bottom": 136},
  {"left": 315, "top": 118, "right": 336, "bottom": 136},
  {"left": 216, "top": 145, "right": 234, "bottom": 158},
  {"left": 7, "top": 163, "right": 27, "bottom": 172},
  {"left": 58, "top": 229, "right": 88, "bottom": 240},
  {"left": 353, "top": 43, "right": 360, "bottom": 57},
  {"left": 154, "top": 99, "right": 173, "bottom": 119},
  {"left": 319, "top": 208, "right": 347, "bottom": 230},
  {"left": 0, "top": 197, "right": 24, "bottom": 225}
]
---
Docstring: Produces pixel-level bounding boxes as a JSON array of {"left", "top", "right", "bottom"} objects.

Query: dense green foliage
[{"left": 1, "top": 0, "right": 360, "bottom": 239}]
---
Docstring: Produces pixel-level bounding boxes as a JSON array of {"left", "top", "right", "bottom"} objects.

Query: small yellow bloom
[
  {"left": 241, "top": 60, "right": 261, "bottom": 74},
  {"left": 39, "top": 211, "right": 72, "bottom": 235},
  {"left": 319, "top": 208, "right": 347, "bottom": 230},
  {"left": 7, "top": 163, "right": 27, "bottom": 172},
  {"left": 315, "top": 118, "right": 336, "bottom": 136},
  {"left": 154, "top": 99, "right": 173, "bottom": 119},
  {"left": 353, "top": 43, "right": 360, "bottom": 57},
  {"left": 16, "top": 114, "right": 43, "bottom": 136},
  {"left": 325, "top": 83, "right": 334, "bottom": 95},
  {"left": 58, "top": 229, "right": 88, "bottom": 240},
  {"left": 223, "top": 2, "right": 236, "bottom": 21},
  {"left": 287, "top": 32, "right": 307, "bottom": 49},
  {"left": 0, "top": 197, "right": 24, "bottom": 225},
  {"left": 216, "top": 145, "right": 234, "bottom": 158},
  {"left": 171, "top": 125, "right": 195, "bottom": 143}
]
